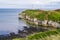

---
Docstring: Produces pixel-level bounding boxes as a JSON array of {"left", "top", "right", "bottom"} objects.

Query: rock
[
  {"left": 19, "top": 15, "right": 23, "bottom": 19},
  {"left": 48, "top": 20, "right": 53, "bottom": 26},
  {"left": 42, "top": 20, "right": 48, "bottom": 26},
  {"left": 51, "top": 22, "right": 60, "bottom": 28},
  {"left": 26, "top": 16, "right": 29, "bottom": 19},
  {"left": 34, "top": 18, "right": 38, "bottom": 25},
  {"left": 37, "top": 27, "right": 46, "bottom": 32}
]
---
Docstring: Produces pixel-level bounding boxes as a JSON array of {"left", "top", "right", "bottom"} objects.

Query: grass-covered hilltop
[
  {"left": 21, "top": 9, "right": 60, "bottom": 21},
  {"left": 13, "top": 9, "right": 60, "bottom": 40},
  {"left": 19, "top": 9, "right": 60, "bottom": 28}
]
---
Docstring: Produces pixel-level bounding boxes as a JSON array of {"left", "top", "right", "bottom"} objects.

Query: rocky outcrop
[
  {"left": 19, "top": 13, "right": 60, "bottom": 28},
  {"left": 48, "top": 21, "right": 60, "bottom": 28}
]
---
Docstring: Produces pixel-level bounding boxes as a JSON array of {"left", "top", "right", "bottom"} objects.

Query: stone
[
  {"left": 48, "top": 20, "right": 53, "bottom": 26},
  {"left": 34, "top": 18, "right": 38, "bottom": 25},
  {"left": 42, "top": 20, "right": 48, "bottom": 26},
  {"left": 51, "top": 22, "right": 60, "bottom": 28},
  {"left": 26, "top": 16, "right": 29, "bottom": 19}
]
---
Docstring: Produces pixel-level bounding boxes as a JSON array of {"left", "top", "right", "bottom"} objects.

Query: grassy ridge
[
  {"left": 15, "top": 9, "right": 60, "bottom": 40},
  {"left": 22, "top": 10, "right": 60, "bottom": 22},
  {"left": 48, "top": 11, "right": 60, "bottom": 21},
  {"left": 27, "top": 29, "right": 60, "bottom": 40},
  {"left": 13, "top": 29, "right": 60, "bottom": 40}
]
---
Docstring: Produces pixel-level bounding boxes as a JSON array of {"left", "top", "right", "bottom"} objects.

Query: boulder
[
  {"left": 48, "top": 20, "right": 53, "bottom": 26},
  {"left": 42, "top": 20, "right": 48, "bottom": 26},
  {"left": 51, "top": 22, "right": 60, "bottom": 28},
  {"left": 34, "top": 18, "right": 38, "bottom": 25}
]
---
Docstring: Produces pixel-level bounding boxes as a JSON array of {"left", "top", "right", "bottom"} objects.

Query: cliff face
[{"left": 19, "top": 9, "right": 60, "bottom": 28}]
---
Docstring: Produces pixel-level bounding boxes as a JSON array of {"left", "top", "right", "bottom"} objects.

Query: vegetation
[
  {"left": 14, "top": 9, "right": 60, "bottom": 40},
  {"left": 22, "top": 9, "right": 60, "bottom": 22},
  {"left": 22, "top": 10, "right": 46, "bottom": 20},
  {"left": 13, "top": 29, "right": 60, "bottom": 40},
  {"left": 0, "top": 9, "right": 60, "bottom": 40},
  {"left": 27, "top": 29, "right": 59, "bottom": 40},
  {"left": 48, "top": 11, "right": 60, "bottom": 22}
]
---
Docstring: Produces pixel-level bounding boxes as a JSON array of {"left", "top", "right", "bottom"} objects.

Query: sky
[{"left": 0, "top": 0, "right": 60, "bottom": 9}]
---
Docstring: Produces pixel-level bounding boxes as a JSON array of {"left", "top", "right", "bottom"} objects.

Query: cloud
[
  {"left": 0, "top": 0, "right": 60, "bottom": 5},
  {"left": 0, "top": 0, "right": 60, "bottom": 9}
]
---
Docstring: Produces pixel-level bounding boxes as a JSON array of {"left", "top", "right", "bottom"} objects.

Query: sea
[{"left": 0, "top": 9, "right": 27, "bottom": 35}]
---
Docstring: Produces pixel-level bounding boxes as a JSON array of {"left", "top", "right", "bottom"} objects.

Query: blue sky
[{"left": 0, "top": 0, "right": 60, "bottom": 9}]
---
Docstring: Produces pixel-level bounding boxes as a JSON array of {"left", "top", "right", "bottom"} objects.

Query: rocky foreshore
[{"left": 0, "top": 26, "right": 48, "bottom": 40}]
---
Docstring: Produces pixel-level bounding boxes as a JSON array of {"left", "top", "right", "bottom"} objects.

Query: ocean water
[{"left": 0, "top": 9, "right": 27, "bottom": 35}]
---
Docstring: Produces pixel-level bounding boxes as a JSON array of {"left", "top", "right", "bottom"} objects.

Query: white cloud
[
  {"left": 0, "top": 0, "right": 60, "bottom": 9},
  {"left": 0, "top": 0, "right": 60, "bottom": 5}
]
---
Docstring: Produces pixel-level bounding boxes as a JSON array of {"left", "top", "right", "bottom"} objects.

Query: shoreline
[
  {"left": 19, "top": 9, "right": 60, "bottom": 28},
  {"left": 1, "top": 9, "right": 60, "bottom": 40}
]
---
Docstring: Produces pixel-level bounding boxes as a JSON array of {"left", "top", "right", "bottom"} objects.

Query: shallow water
[{"left": 0, "top": 9, "right": 27, "bottom": 35}]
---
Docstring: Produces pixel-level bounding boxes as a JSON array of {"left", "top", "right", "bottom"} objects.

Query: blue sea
[{"left": 0, "top": 9, "right": 27, "bottom": 35}]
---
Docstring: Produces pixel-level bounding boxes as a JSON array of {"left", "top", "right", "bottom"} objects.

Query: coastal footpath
[{"left": 19, "top": 9, "right": 60, "bottom": 28}]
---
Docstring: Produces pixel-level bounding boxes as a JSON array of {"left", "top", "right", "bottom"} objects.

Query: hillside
[
  {"left": 22, "top": 9, "right": 60, "bottom": 21},
  {"left": 13, "top": 29, "right": 60, "bottom": 40},
  {"left": 27, "top": 29, "right": 60, "bottom": 40},
  {"left": 19, "top": 9, "right": 60, "bottom": 28},
  {"left": 16, "top": 9, "right": 60, "bottom": 40}
]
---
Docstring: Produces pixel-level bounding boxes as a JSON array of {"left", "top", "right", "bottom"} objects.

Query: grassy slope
[
  {"left": 13, "top": 29, "right": 60, "bottom": 40},
  {"left": 13, "top": 38, "right": 25, "bottom": 40},
  {"left": 27, "top": 29, "right": 60, "bottom": 40},
  {"left": 22, "top": 9, "right": 60, "bottom": 21}
]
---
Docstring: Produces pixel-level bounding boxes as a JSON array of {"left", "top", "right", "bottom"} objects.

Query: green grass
[
  {"left": 13, "top": 38, "right": 25, "bottom": 40},
  {"left": 22, "top": 9, "right": 60, "bottom": 22},
  {"left": 17, "top": 9, "right": 60, "bottom": 40},
  {"left": 26, "top": 29, "right": 60, "bottom": 40},
  {"left": 13, "top": 29, "right": 60, "bottom": 40},
  {"left": 48, "top": 11, "right": 60, "bottom": 21}
]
